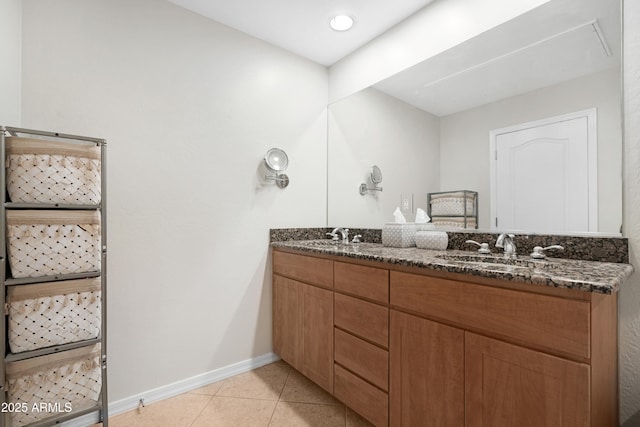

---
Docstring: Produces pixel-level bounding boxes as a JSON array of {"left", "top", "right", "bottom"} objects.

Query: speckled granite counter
[
  {"left": 270, "top": 227, "right": 630, "bottom": 263},
  {"left": 271, "top": 239, "right": 633, "bottom": 294}
]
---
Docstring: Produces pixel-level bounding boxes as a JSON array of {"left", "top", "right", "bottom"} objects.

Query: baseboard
[{"left": 60, "top": 352, "right": 280, "bottom": 427}]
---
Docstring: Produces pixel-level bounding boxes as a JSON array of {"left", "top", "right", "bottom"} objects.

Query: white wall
[
  {"left": 327, "top": 88, "right": 440, "bottom": 227},
  {"left": 621, "top": 0, "right": 640, "bottom": 423},
  {"left": 21, "top": 0, "right": 328, "bottom": 403},
  {"left": 440, "top": 68, "right": 621, "bottom": 232},
  {"left": 328, "top": 0, "right": 550, "bottom": 103},
  {"left": 0, "top": 0, "right": 21, "bottom": 125}
]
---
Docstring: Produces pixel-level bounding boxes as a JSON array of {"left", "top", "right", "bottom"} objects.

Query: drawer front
[
  {"left": 334, "top": 364, "right": 388, "bottom": 427},
  {"left": 273, "top": 250, "right": 333, "bottom": 288},
  {"left": 390, "top": 271, "right": 590, "bottom": 359},
  {"left": 335, "top": 328, "right": 389, "bottom": 391},
  {"left": 335, "top": 293, "right": 389, "bottom": 348},
  {"left": 334, "top": 261, "right": 389, "bottom": 304}
]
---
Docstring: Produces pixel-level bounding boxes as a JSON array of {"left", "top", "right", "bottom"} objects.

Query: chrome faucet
[
  {"left": 327, "top": 227, "right": 350, "bottom": 244},
  {"left": 495, "top": 233, "right": 516, "bottom": 258}
]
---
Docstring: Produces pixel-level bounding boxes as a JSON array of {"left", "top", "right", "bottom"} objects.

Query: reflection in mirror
[
  {"left": 359, "top": 165, "right": 385, "bottom": 196},
  {"left": 327, "top": 0, "right": 621, "bottom": 235},
  {"left": 371, "top": 165, "right": 383, "bottom": 184}
]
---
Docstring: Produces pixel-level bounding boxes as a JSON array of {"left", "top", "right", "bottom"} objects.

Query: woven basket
[
  {"left": 7, "top": 278, "right": 101, "bottom": 353},
  {"left": 5, "top": 344, "right": 102, "bottom": 427},
  {"left": 6, "top": 210, "right": 101, "bottom": 278},
  {"left": 432, "top": 217, "right": 477, "bottom": 229},
  {"left": 5, "top": 137, "right": 101, "bottom": 205},
  {"left": 430, "top": 191, "right": 475, "bottom": 216}
]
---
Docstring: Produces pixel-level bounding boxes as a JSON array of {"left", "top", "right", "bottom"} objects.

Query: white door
[{"left": 490, "top": 109, "right": 597, "bottom": 233}]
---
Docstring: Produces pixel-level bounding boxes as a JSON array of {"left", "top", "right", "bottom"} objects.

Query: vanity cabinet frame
[
  {"left": 272, "top": 247, "right": 619, "bottom": 427},
  {"left": 0, "top": 126, "right": 108, "bottom": 427}
]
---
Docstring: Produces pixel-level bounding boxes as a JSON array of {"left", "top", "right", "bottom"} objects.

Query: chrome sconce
[
  {"left": 359, "top": 165, "right": 383, "bottom": 195},
  {"left": 264, "top": 147, "right": 290, "bottom": 189}
]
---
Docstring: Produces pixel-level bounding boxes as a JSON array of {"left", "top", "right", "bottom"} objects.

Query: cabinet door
[
  {"left": 465, "top": 332, "right": 590, "bottom": 427},
  {"left": 273, "top": 275, "right": 302, "bottom": 370},
  {"left": 302, "top": 284, "right": 334, "bottom": 393},
  {"left": 390, "top": 310, "right": 464, "bottom": 426}
]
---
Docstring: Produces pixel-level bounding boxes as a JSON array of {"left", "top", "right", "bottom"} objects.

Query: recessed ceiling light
[{"left": 330, "top": 15, "right": 354, "bottom": 32}]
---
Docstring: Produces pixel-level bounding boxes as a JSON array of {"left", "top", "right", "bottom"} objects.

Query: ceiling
[
  {"left": 373, "top": 0, "right": 620, "bottom": 116},
  {"left": 166, "top": 0, "right": 435, "bottom": 66},
  {"left": 166, "top": 0, "right": 620, "bottom": 116}
]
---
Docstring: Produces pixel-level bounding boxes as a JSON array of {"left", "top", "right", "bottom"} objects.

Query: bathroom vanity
[{"left": 271, "top": 237, "right": 632, "bottom": 427}]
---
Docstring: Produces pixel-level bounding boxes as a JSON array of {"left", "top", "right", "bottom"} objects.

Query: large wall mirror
[{"left": 327, "top": 0, "right": 621, "bottom": 235}]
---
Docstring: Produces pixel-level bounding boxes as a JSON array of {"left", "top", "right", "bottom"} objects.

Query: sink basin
[
  {"left": 435, "top": 253, "right": 555, "bottom": 270},
  {"left": 296, "top": 239, "right": 345, "bottom": 247},
  {"left": 287, "top": 239, "right": 372, "bottom": 252}
]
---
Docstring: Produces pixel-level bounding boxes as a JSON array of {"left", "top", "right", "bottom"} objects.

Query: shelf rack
[
  {"left": 0, "top": 126, "right": 108, "bottom": 427},
  {"left": 427, "top": 190, "right": 478, "bottom": 229}
]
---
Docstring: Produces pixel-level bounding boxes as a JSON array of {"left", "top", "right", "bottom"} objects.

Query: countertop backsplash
[{"left": 270, "top": 227, "right": 629, "bottom": 264}]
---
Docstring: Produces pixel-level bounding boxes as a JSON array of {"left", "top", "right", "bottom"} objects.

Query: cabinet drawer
[
  {"left": 390, "top": 271, "right": 590, "bottom": 359},
  {"left": 334, "top": 364, "right": 388, "bottom": 427},
  {"left": 273, "top": 250, "right": 333, "bottom": 288},
  {"left": 335, "top": 293, "right": 389, "bottom": 348},
  {"left": 334, "top": 261, "right": 389, "bottom": 304},
  {"left": 335, "top": 328, "right": 389, "bottom": 391}
]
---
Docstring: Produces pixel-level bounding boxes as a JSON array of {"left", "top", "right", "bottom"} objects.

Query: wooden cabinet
[
  {"left": 334, "top": 364, "right": 389, "bottom": 427},
  {"left": 333, "top": 261, "right": 390, "bottom": 426},
  {"left": 273, "top": 250, "right": 333, "bottom": 288},
  {"left": 334, "top": 293, "right": 388, "bottom": 348},
  {"left": 273, "top": 252, "right": 334, "bottom": 393},
  {"left": 388, "top": 309, "right": 591, "bottom": 427},
  {"left": 272, "top": 249, "right": 618, "bottom": 427},
  {"left": 390, "top": 271, "right": 590, "bottom": 359},
  {"left": 390, "top": 310, "right": 464, "bottom": 427},
  {"left": 334, "top": 261, "right": 389, "bottom": 303},
  {"left": 465, "top": 333, "right": 590, "bottom": 427},
  {"left": 334, "top": 328, "right": 388, "bottom": 391},
  {"left": 390, "top": 271, "right": 616, "bottom": 427},
  {"left": 301, "top": 283, "right": 334, "bottom": 392},
  {"left": 273, "top": 275, "right": 302, "bottom": 368}
]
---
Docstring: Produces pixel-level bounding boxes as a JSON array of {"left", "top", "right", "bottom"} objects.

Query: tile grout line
[
  {"left": 186, "top": 394, "right": 215, "bottom": 427},
  {"left": 211, "top": 395, "right": 285, "bottom": 403},
  {"left": 267, "top": 365, "right": 292, "bottom": 426},
  {"left": 343, "top": 405, "right": 347, "bottom": 427},
  {"left": 186, "top": 374, "right": 227, "bottom": 427}
]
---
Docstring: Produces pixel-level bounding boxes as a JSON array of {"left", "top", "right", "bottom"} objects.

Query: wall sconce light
[
  {"left": 264, "top": 147, "right": 290, "bottom": 189},
  {"left": 359, "top": 165, "right": 383, "bottom": 195}
]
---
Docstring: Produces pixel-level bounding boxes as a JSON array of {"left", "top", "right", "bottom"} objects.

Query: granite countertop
[{"left": 271, "top": 239, "right": 633, "bottom": 294}]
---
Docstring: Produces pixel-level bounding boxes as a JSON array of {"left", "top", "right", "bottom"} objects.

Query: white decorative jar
[
  {"left": 382, "top": 223, "right": 416, "bottom": 248},
  {"left": 415, "top": 230, "right": 449, "bottom": 250}
]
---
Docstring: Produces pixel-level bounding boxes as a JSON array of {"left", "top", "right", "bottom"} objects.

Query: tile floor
[{"left": 94, "top": 360, "right": 373, "bottom": 427}]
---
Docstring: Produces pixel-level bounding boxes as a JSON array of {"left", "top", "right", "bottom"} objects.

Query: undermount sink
[
  {"left": 435, "top": 253, "right": 556, "bottom": 270},
  {"left": 298, "top": 239, "right": 346, "bottom": 247},
  {"left": 292, "top": 239, "right": 371, "bottom": 251}
]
